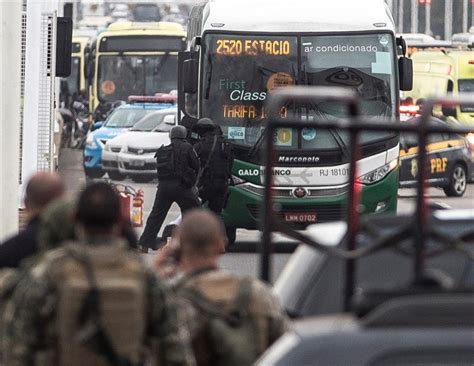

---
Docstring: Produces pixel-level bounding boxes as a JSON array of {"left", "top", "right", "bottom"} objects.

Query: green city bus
[{"left": 178, "top": 0, "right": 413, "bottom": 242}]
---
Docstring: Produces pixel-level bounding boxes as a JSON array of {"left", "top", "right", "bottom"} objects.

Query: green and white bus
[{"left": 178, "top": 0, "right": 413, "bottom": 242}]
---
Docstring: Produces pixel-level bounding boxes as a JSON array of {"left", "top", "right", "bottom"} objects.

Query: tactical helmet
[
  {"left": 196, "top": 118, "right": 216, "bottom": 134},
  {"left": 169, "top": 125, "right": 187, "bottom": 139}
]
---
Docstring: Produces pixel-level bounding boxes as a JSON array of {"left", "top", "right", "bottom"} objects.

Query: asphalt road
[{"left": 59, "top": 148, "right": 474, "bottom": 283}]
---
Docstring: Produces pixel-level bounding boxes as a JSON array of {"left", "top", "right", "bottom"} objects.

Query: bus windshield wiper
[
  {"left": 247, "top": 128, "right": 267, "bottom": 159},
  {"left": 306, "top": 103, "right": 350, "bottom": 158},
  {"left": 329, "top": 128, "right": 350, "bottom": 158}
]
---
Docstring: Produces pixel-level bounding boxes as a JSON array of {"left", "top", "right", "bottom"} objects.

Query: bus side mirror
[
  {"left": 178, "top": 51, "right": 199, "bottom": 123},
  {"left": 83, "top": 45, "right": 90, "bottom": 80},
  {"left": 86, "top": 58, "right": 94, "bottom": 85},
  {"left": 86, "top": 46, "right": 96, "bottom": 86},
  {"left": 398, "top": 57, "right": 413, "bottom": 91},
  {"left": 183, "top": 59, "right": 198, "bottom": 94},
  {"left": 56, "top": 17, "right": 73, "bottom": 77}
]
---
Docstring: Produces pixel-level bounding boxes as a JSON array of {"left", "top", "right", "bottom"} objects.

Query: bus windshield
[
  {"left": 202, "top": 33, "right": 396, "bottom": 149},
  {"left": 98, "top": 55, "right": 178, "bottom": 102}
]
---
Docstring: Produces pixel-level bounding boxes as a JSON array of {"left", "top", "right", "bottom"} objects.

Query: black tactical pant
[
  {"left": 199, "top": 179, "right": 229, "bottom": 216},
  {"left": 139, "top": 179, "right": 200, "bottom": 249}
]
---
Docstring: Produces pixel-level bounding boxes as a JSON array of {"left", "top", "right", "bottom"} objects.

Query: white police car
[{"left": 102, "top": 107, "right": 177, "bottom": 182}]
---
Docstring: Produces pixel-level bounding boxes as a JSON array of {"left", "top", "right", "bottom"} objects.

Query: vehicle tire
[
  {"left": 443, "top": 163, "right": 467, "bottom": 197},
  {"left": 107, "top": 171, "right": 126, "bottom": 181},
  {"left": 132, "top": 175, "right": 154, "bottom": 183},
  {"left": 225, "top": 227, "right": 237, "bottom": 246},
  {"left": 84, "top": 168, "right": 105, "bottom": 179}
]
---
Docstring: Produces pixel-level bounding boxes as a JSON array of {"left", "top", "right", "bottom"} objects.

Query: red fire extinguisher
[
  {"left": 119, "top": 192, "right": 131, "bottom": 222},
  {"left": 131, "top": 189, "right": 144, "bottom": 227}
]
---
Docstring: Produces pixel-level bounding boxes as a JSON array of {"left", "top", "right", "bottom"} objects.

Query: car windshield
[
  {"left": 201, "top": 33, "right": 396, "bottom": 150},
  {"left": 98, "top": 55, "right": 178, "bottom": 102},
  {"left": 104, "top": 108, "right": 150, "bottom": 128},
  {"left": 131, "top": 111, "right": 175, "bottom": 132}
]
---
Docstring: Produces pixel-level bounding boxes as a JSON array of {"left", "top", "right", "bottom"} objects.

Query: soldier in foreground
[
  {"left": 156, "top": 209, "right": 290, "bottom": 365},
  {"left": 3, "top": 182, "right": 195, "bottom": 366}
]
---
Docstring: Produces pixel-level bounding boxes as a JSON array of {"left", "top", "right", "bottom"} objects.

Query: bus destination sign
[{"left": 215, "top": 38, "right": 292, "bottom": 56}]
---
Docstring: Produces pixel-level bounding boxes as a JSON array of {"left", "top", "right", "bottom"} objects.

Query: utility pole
[
  {"left": 445, "top": 0, "right": 453, "bottom": 40},
  {"left": 471, "top": 0, "right": 474, "bottom": 28},
  {"left": 411, "top": 0, "right": 418, "bottom": 33},
  {"left": 425, "top": 0, "right": 431, "bottom": 35},
  {"left": 0, "top": 1, "right": 22, "bottom": 240},
  {"left": 463, "top": 0, "right": 468, "bottom": 32},
  {"left": 398, "top": 0, "right": 404, "bottom": 33}
]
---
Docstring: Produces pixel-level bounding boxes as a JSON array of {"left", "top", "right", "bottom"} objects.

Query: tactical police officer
[
  {"left": 194, "top": 118, "right": 233, "bottom": 216},
  {"left": 138, "top": 125, "right": 200, "bottom": 252}
]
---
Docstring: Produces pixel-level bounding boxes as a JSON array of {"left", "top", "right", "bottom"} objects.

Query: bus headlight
[
  {"left": 231, "top": 175, "right": 245, "bottom": 185},
  {"left": 358, "top": 159, "right": 398, "bottom": 185},
  {"left": 85, "top": 134, "right": 97, "bottom": 149}
]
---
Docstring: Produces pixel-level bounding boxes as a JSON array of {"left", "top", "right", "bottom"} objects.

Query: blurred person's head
[
  {"left": 75, "top": 182, "right": 121, "bottom": 237},
  {"left": 177, "top": 209, "right": 227, "bottom": 272},
  {"left": 37, "top": 199, "right": 76, "bottom": 252},
  {"left": 24, "top": 172, "right": 65, "bottom": 218}
]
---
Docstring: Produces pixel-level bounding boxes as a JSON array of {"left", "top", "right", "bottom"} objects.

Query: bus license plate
[
  {"left": 130, "top": 160, "right": 145, "bottom": 167},
  {"left": 284, "top": 212, "right": 317, "bottom": 223}
]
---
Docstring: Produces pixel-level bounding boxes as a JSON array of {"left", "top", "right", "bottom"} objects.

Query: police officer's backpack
[
  {"left": 155, "top": 144, "right": 176, "bottom": 180},
  {"left": 156, "top": 143, "right": 197, "bottom": 187}
]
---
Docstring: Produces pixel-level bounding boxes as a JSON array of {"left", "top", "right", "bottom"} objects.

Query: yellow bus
[{"left": 87, "top": 21, "right": 186, "bottom": 115}]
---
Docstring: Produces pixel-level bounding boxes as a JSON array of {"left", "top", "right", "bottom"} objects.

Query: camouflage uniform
[
  {"left": 0, "top": 200, "right": 76, "bottom": 363},
  {"left": 2, "top": 238, "right": 196, "bottom": 366},
  {"left": 172, "top": 268, "right": 291, "bottom": 364}
]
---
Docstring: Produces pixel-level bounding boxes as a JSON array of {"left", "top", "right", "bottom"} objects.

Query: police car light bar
[{"left": 127, "top": 94, "right": 178, "bottom": 104}]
